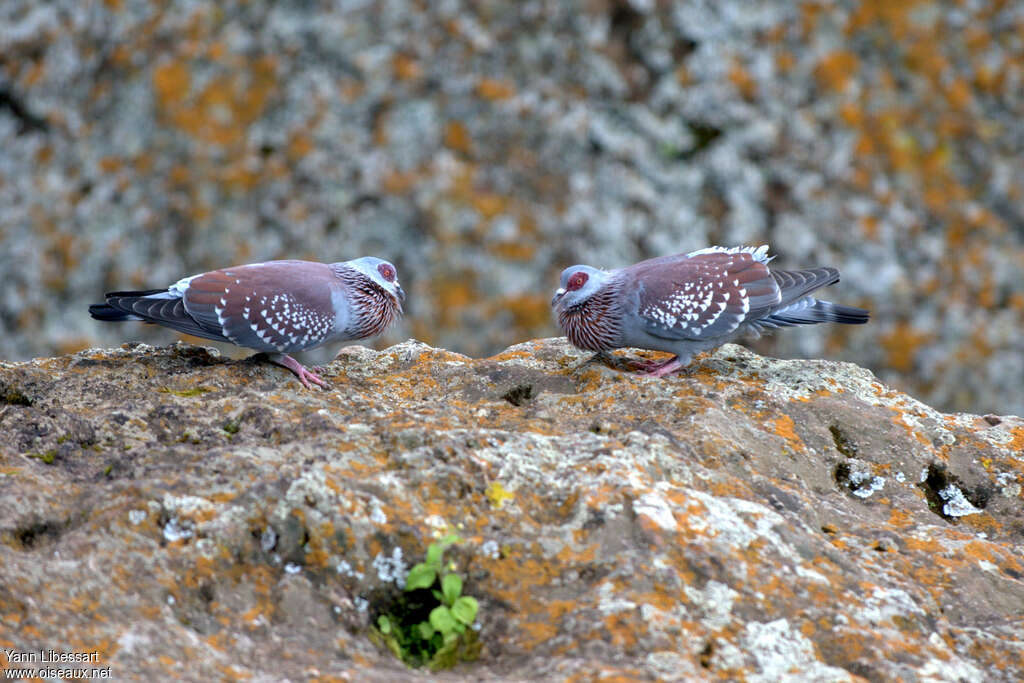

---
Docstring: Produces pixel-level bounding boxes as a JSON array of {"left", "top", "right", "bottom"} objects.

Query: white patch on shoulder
[
  {"left": 687, "top": 245, "right": 773, "bottom": 264},
  {"left": 168, "top": 273, "right": 201, "bottom": 296}
]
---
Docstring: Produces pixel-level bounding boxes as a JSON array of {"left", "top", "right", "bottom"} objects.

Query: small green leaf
[
  {"left": 432, "top": 589, "right": 443, "bottom": 602},
  {"left": 441, "top": 573, "right": 462, "bottom": 605},
  {"left": 429, "top": 605, "right": 457, "bottom": 635},
  {"left": 377, "top": 615, "right": 392, "bottom": 634},
  {"left": 405, "top": 563, "right": 437, "bottom": 591},
  {"left": 439, "top": 532, "right": 462, "bottom": 546},
  {"left": 425, "top": 543, "right": 444, "bottom": 568},
  {"left": 452, "top": 595, "right": 478, "bottom": 625},
  {"left": 417, "top": 621, "right": 435, "bottom": 640},
  {"left": 426, "top": 533, "right": 462, "bottom": 567}
]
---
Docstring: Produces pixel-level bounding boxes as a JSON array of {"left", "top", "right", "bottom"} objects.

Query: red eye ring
[
  {"left": 377, "top": 263, "right": 396, "bottom": 282},
  {"left": 567, "top": 272, "right": 588, "bottom": 291}
]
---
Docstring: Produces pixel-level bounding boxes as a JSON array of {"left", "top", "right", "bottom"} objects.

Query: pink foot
[
  {"left": 629, "top": 355, "right": 687, "bottom": 378},
  {"left": 270, "top": 354, "right": 331, "bottom": 390}
]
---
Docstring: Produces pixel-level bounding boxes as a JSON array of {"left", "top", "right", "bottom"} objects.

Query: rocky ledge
[{"left": 1, "top": 339, "right": 1022, "bottom": 681}]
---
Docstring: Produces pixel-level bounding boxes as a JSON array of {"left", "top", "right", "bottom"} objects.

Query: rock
[{"left": 1, "top": 338, "right": 1022, "bottom": 680}]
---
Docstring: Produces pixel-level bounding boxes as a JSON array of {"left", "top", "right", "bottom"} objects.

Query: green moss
[
  {"left": 158, "top": 386, "right": 213, "bottom": 398},
  {"left": 27, "top": 450, "right": 57, "bottom": 465},
  {"left": 177, "top": 432, "right": 201, "bottom": 444}
]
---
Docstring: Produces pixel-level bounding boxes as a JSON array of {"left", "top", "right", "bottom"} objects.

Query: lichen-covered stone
[{"left": 1, "top": 339, "right": 1022, "bottom": 680}]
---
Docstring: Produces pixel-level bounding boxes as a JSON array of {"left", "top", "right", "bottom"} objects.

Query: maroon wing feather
[
  {"left": 183, "top": 261, "right": 338, "bottom": 353},
  {"left": 631, "top": 252, "right": 781, "bottom": 340}
]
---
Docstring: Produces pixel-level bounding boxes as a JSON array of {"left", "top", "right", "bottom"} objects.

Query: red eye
[
  {"left": 377, "top": 263, "right": 396, "bottom": 282},
  {"left": 567, "top": 272, "right": 588, "bottom": 291}
]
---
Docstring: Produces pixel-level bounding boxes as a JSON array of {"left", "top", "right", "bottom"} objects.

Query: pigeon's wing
[
  {"left": 182, "top": 260, "right": 342, "bottom": 353},
  {"left": 629, "top": 251, "right": 781, "bottom": 341}
]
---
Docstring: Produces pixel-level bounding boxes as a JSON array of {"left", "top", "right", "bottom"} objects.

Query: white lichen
[
  {"left": 743, "top": 618, "right": 853, "bottom": 682},
  {"left": 480, "top": 540, "right": 500, "bottom": 559},
  {"left": 369, "top": 505, "right": 387, "bottom": 525},
  {"left": 848, "top": 470, "right": 885, "bottom": 499},
  {"left": 372, "top": 547, "right": 407, "bottom": 586},
  {"left": 336, "top": 559, "right": 364, "bottom": 580},
  {"left": 128, "top": 509, "right": 147, "bottom": 525},
  {"left": 260, "top": 527, "right": 277, "bottom": 552},
  {"left": 162, "top": 516, "right": 194, "bottom": 543},
  {"left": 634, "top": 491, "right": 678, "bottom": 531},
  {"left": 937, "top": 485, "right": 982, "bottom": 517}
]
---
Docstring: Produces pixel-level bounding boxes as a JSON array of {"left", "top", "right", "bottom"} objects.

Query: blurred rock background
[{"left": 0, "top": 0, "right": 1021, "bottom": 415}]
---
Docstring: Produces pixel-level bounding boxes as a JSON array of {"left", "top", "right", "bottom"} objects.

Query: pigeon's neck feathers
[
  {"left": 558, "top": 275, "right": 624, "bottom": 352},
  {"left": 333, "top": 264, "right": 399, "bottom": 339}
]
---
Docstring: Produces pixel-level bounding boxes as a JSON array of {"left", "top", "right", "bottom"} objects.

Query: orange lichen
[
  {"left": 152, "top": 60, "right": 191, "bottom": 106},
  {"left": 878, "top": 323, "right": 932, "bottom": 373},
  {"left": 728, "top": 62, "right": 758, "bottom": 100},
  {"left": 392, "top": 53, "right": 422, "bottom": 81},
  {"left": 1007, "top": 426, "right": 1024, "bottom": 452},
  {"left": 287, "top": 132, "right": 314, "bottom": 161},
  {"left": 772, "top": 414, "right": 803, "bottom": 450},
  {"left": 814, "top": 51, "right": 859, "bottom": 92},
  {"left": 476, "top": 78, "right": 516, "bottom": 100},
  {"left": 491, "top": 293, "right": 549, "bottom": 329},
  {"left": 517, "top": 620, "right": 559, "bottom": 650},
  {"left": 470, "top": 192, "right": 508, "bottom": 219},
  {"left": 489, "top": 241, "right": 537, "bottom": 261},
  {"left": 444, "top": 120, "right": 472, "bottom": 154}
]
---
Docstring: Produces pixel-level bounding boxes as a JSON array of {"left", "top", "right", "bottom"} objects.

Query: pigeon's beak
[{"left": 551, "top": 288, "right": 566, "bottom": 307}]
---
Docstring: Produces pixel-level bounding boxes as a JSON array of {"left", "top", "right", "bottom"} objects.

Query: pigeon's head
[
  {"left": 346, "top": 256, "right": 406, "bottom": 310},
  {"left": 551, "top": 265, "right": 608, "bottom": 311}
]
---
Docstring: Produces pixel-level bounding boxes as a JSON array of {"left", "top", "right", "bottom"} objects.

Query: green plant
[
  {"left": 27, "top": 450, "right": 57, "bottom": 465},
  {"left": 158, "top": 386, "right": 213, "bottom": 398},
  {"left": 371, "top": 534, "right": 481, "bottom": 670}
]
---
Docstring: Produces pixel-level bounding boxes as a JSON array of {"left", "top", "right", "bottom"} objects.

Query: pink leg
[
  {"left": 268, "top": 353, "right": 330, "bottom": 390},
  {"left": 639, "top": 356, "right": 686, "bottom": 378}
]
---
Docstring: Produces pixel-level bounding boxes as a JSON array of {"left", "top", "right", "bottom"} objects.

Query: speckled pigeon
[
  {"left": 90, "top": 257, "right": 404, "bottom": 389},
  {"left": 551, "top": 245, "right": 868, "bottom": 377}
]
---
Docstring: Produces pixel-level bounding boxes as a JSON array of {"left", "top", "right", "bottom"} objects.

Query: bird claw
[
  {"left": 628, "top": 355, "right": 688, "bottom": 378},
  {"left": 270, "top": 353, "right": 332, "bottom": 390},
  {"left": 296, "top": 366, "right": 331, "bottom": 390},
  {"left": 583, "top": 352, "right": 688, "bottom": 377}
]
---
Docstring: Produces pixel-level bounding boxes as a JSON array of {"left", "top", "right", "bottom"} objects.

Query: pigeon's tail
[
  {"left": 760, "top": 266, "right": 869, "bottom": 328},
  {"left": 89, "top": 289, "right": 230, "bottom": 344},
  {"left": 89, "top": 289, "right": 169, "bottom": 322},
  {"left": 88, "top": 303, "right": 140, "bottom": 321},
  {"left": 771, "top": 267, "right": 841, "bottom": 306},
  {"left": 766, "top": 298, "right": 869, "bottom": 327}
]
